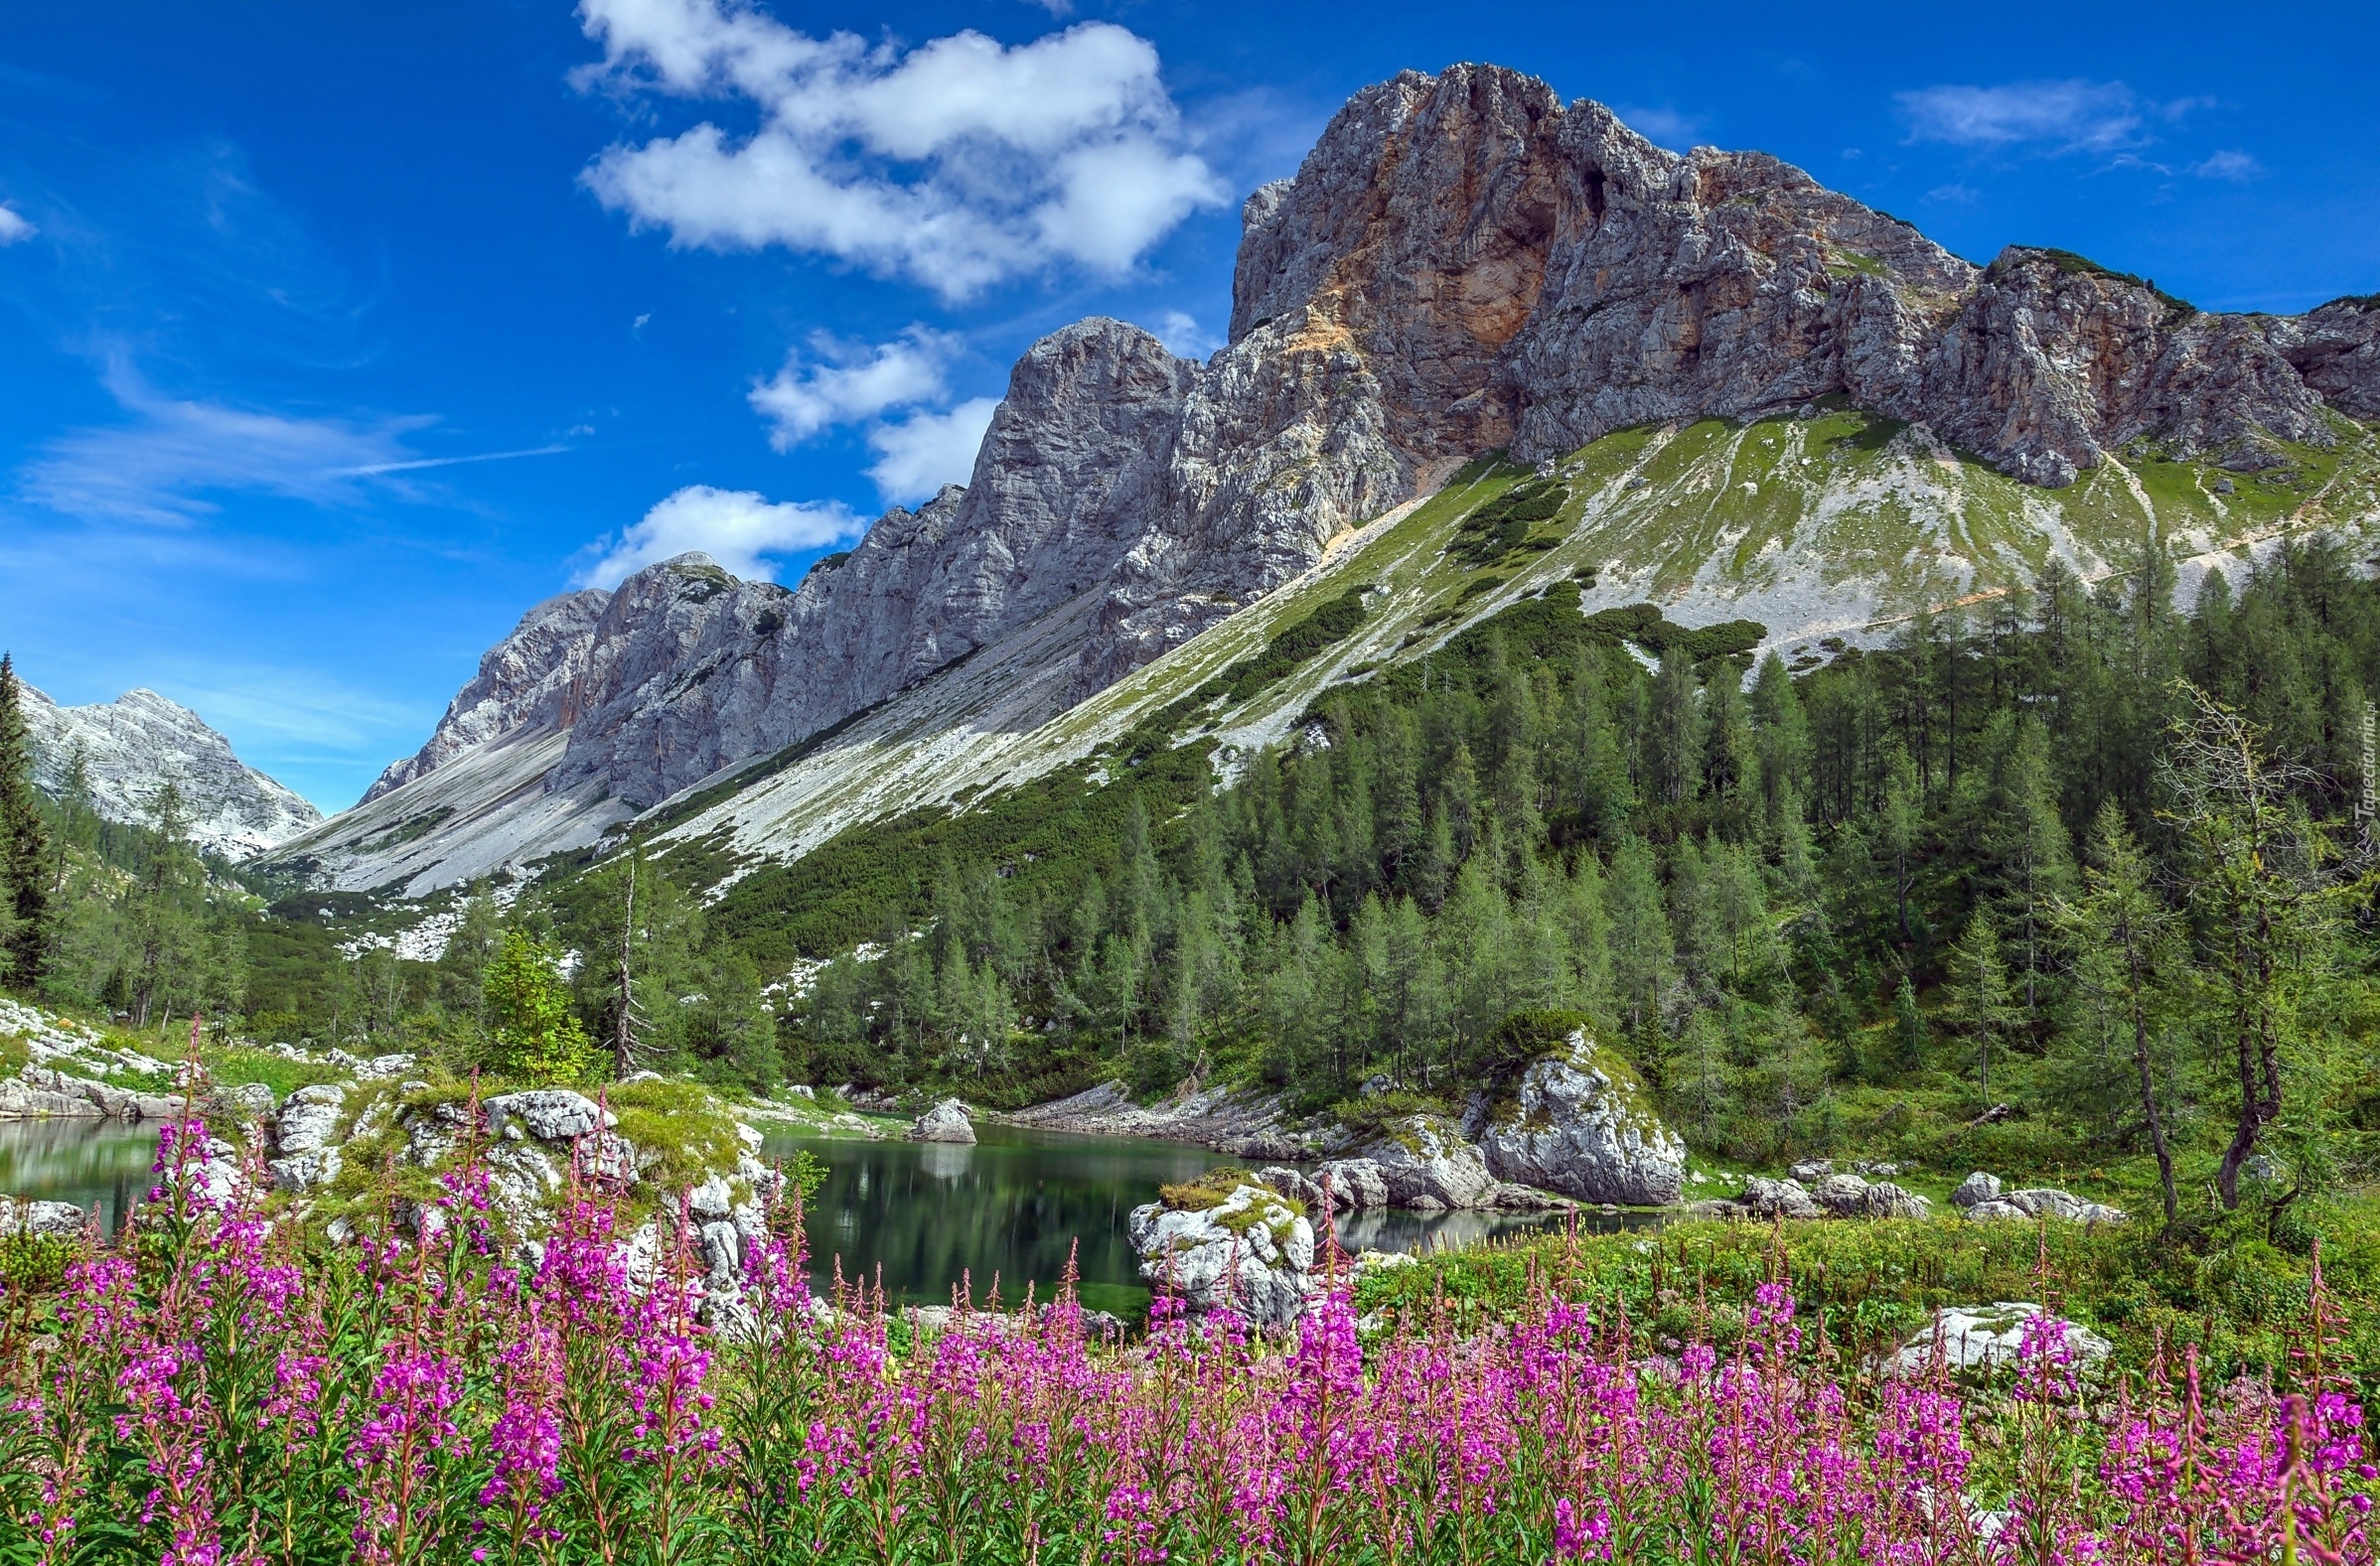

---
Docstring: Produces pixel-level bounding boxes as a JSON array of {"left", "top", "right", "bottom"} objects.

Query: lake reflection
[
  {"left": 0, "top": 1119, "right": 159, "bottom": 1233},
  {"left": 763, "top": 1123, "right": 1653, "bottom": 1318}
]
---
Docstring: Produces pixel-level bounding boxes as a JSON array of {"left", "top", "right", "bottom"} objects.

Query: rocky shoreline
[{"left": 1010, "top": 1027, "right": 1688, "bottom": 1218}]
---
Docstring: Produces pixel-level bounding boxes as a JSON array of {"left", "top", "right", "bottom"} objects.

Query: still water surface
[
  {"left": 0, "top": 1118, "right": 159, "bottom": 1233},
  {"left": 763, "top": 1122, "right": 1607, "bottom": 1317},
  {"left": 0, "top": 1118, "right": 1617, "bottom": 1315}
]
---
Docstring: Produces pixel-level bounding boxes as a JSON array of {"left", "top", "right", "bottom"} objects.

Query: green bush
[
  {"left": 1328, "top": 1089, "right": 1452, "bottom": 1147},
  {"left": 481, "top": 930, "right": 597, "bottom": 1084},
  {"left": 0, "top": 1230, "right": 77, "bottom": 1293}
]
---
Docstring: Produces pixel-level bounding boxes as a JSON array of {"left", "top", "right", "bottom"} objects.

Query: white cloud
[
  {"left": 864, "top": 397, "right": 999, "bottom": 503},
  {"left": 1925, "top": 182, "right": 1981, "bottom": 205},
  {"left": 19, "top": 361, "right": 430, "bottom": 523},
  {"left": 1151, "top": 309, "right": 1218, "bottom": 358},
  {"left": 2190, "top": 149, "right": 2263, "bottom": 181},
  {"left": 0, "top": 205, "right": 34, "bottom": 244},
  {"left": 574, "top": 3, "right": 1226, "bottom": 299},
  {"left": 578, "top": 485, "right": 858, "bottom": 588},
  {"left": 750, "top": 326, "right": 961, "bottom": 448},
  {"left": 1896, "top": 79, "right": 2145, "bottom": 154},
  {"left": 1615, "top": 105, "right": 1705, "bottom": 149}
]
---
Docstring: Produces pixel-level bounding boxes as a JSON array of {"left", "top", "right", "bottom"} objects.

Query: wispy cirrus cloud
[
  {"left": 19, "top": 361, "right": 432, "bottom": 523},
  {"left": 2189, "top": 149, "right": 2263, "bottom": 181},
  {"left": 0, "top": 204, "right": 35, "bottom": 244},
  {"left": 575, "top": 1, "right": 1228, "bottom": 300},
  {"left": 1895, "top": 78, "right": 2175, "bottom": 155},
  {"left": 18, "top": 359, "right": 574, "bottom": 523}
]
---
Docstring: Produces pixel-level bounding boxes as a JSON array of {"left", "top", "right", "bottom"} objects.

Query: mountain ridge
[
  {"left": 263, "top": 62, "right": 2380, "bottom": 902},
  {"left": 23, "top": 683, "right": 322, "bottom": 859}
]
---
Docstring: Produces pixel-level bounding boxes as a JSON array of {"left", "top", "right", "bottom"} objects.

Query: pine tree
[
  {"left": 483, "top": 929, "right": 596, "bottom": 1084},
  {"left": 2164, "top": 685, "right": 2350, "bottom": 1209},
  {"left": 0, "top": 653, "right": 52, "bottom": 990},
  {"left": 1605, "top": 837, "right": 1675, "bottom": 1038},
  {"left": 1644, "top": 651, "right": 1702, "bottom": 807},
  {"left": 2058, "top": 803, "right": 2181, "bottom": 1222},
  {"left": 1946, "top": 915, "right": 2018, "bottom": 1111}
]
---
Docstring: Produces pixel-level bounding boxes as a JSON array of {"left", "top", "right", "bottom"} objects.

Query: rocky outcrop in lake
[
  {"left": 1127, "top": 1181, "right": 1318, "bottom": 1334},
  {"left": 1467, "top": 1029, "right": 1685, "bottom": 1206},
  {"left": 907, "top": 1098, "right": 975, "bottom": 1145}
]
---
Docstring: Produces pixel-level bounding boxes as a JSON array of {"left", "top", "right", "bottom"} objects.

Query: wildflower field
[{"left": 1, "top": 1114, "right": 2373, "bottom": 1566}]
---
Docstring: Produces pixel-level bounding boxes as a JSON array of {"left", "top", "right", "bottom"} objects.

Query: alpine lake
[{"left": 0, "top": 1117, "right": 1650, "bottom": 1318}]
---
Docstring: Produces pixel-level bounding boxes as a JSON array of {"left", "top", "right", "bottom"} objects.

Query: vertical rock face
[
  {"left": 338, "top": 62, "right": 2375, "bottom": 870},
  {"left": 364, "top": 589, "right": 613, "bottom": 803},
  {"left": 22, "top": 684, "right": 321, "bottom": 859}
]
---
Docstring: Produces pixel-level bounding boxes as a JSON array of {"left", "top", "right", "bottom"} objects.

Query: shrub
[
  {"left": 1328, "top": 1089, "right": 1451, "bottom": 1146},
  {"left": 480, "top": 929, "right": 596, "bottom": 1084}
]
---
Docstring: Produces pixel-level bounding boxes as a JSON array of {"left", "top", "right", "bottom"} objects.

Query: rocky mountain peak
[
  {"left": 282, "top": 61, "right": 2378, "bottom": 896},
  {"left": 23, "top": 683, "right": 321, "bottom": 860}
]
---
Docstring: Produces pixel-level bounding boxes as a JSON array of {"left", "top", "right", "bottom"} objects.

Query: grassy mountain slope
[{"left": 638, "top": 409, "right": 2380, "bottom": 910}]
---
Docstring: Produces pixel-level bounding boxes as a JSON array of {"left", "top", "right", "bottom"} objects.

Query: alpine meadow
[{"left": 2, "top": 24, "right": 2379, "bottom": 1566}]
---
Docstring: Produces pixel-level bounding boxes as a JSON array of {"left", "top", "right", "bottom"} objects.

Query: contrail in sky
[{"left": 336, "top": 444, "right": 574, "bottom": 476}]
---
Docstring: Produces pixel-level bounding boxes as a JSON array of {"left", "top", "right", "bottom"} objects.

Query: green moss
[
  {"left": 201, "top": 1046, "right": 343, "bottom": 1101},
  {"left": 1824, "top": 250, "right": 1888, "bottom": 280},
  {"left": 1158, "top": 1167, "right": 1252, "bottom": 1212},
  {"left": 607, "top": 1078, "right": 746, "bottom": 1203}
]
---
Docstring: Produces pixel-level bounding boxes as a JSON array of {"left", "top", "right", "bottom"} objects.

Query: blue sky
[{"left": 1, "top": 0, "right": 2373, "bottom": 812}]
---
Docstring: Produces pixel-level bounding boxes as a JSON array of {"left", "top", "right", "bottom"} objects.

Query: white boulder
[
  {"left": 1361, "top": 1115, "right": 1497, "bottom": 1210},
  {"left": 1887, "top": 1303, "right": 2113, "bottom": 1377},
  {"left": 907, "top": 1098, "right": 976, "bottom": 1145},
  {"left": 484, "top": 1089, "right": 614, "bottom": 1144},
  {"left": 1472, "top": 1030, "right": 1686, "bottom": 1206},
  {"left": 1127, "top": 1182, "right": 1316, "bottom": 1334}
]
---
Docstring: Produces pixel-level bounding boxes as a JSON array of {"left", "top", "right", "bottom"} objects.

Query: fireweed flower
[{"left": 6, "top": 1168, "right": 2376, "bottom": 1566}]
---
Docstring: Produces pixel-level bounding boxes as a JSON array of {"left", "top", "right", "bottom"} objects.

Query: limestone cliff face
[
  {"left": 349, "top": 63, "right": 2375, "bottom": 840},
  {"left": 363, "top": 589, "right": 612, "bottom": 803},
  {"left": 23, "top": 685, "right": 320, "bottom": 859},
  {"left": 1243, "top": 67, "right": 2340, "bottom": 490}
]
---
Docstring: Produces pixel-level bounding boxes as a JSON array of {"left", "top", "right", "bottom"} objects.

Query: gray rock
[
  {"left": 1886, "top": 1303, "right": 2113, "bottom": 1378},
  {"left": 268, "top": 1148, "right": 341, "bottom": 1195},
  {"left": 1863, "top": 1182, "right": 1933, "bottom": 1219},
  {"left": 1810, "top": 1173, "right": 1875, "bottom": 1216},
  {"left": 1964, "top": 1200, "right": 2030, "bottom": 1223},
  {"left": 1315, "top": 1158, "right": 1390, "bottom": 1210},
  {"left": 907, "top": 1098, "right": 976, "bottom": 1145},
  {"left": 1950, "top": 1172, "right": 2003, "bottom": 1210},
  {"left": 1361, "top": 1115, "right": 1497, "bottom": 1210},
  {"left": 20, "top": 683, "right": 320, "bottom": 860},
  {"left": 0, "top": 1197, "right": 92, "bottom": 1238},
  {"left": 687, "top": 1174, "right": 735, "bottom": 1220},
  {"left": 1255, "top": 1166, "right": 1323, "bottom": 1209},
  {"left": 1686, "top": 1199, "right": 1748, "bottom": 1220},
  {"left": 210, "top": 1080, "right": 277, "bottom": 1124},
  {"left": 1735, "top": 1177, "right": 1824, "bottom": 1220},
  {"left": 275, "top": 1084, "right": 349, "bottom": 1155},
  {"left": 484, "top": 1090, "right": 613, "bottom": 1144},
  {"left": 1789, "top": 1159, "right": 1835, "bottom": 1184},
  {"left": 1472, "top": 1029, "right": 1686, "bottom": 1206},
  {"left": 1127, "top": 1184, "right": 1317, "bottom": 1333}
]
